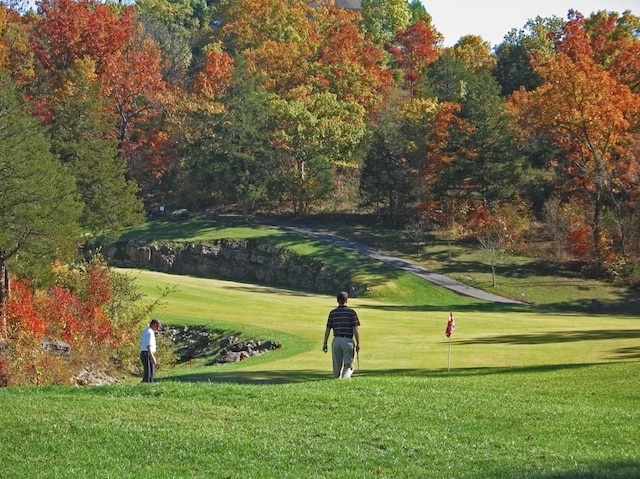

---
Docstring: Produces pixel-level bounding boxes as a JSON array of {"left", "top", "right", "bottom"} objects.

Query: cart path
[{"left": 276, "top": 224, "right": 524, "bottom": 305}]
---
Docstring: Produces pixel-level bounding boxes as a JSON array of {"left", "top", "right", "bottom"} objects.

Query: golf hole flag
[{"left": 445, "top": 312, "right": 455, "bottom": 338}]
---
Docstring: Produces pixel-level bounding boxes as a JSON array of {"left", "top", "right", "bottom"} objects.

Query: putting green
[{"left": 128, "top": 269, "right": 640, "bottom": 380}]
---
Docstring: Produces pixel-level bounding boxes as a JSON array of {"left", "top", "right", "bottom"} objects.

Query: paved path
[{"left": 278, "top": 224, "right": 523, "bottom": 305}]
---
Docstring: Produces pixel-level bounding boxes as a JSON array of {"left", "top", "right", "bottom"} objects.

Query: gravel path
[{"left": 278, "top": 224, "right": 524, "bottom": 305}]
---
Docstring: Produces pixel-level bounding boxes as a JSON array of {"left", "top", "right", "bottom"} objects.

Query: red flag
[{"left": 445, "top": 312, "right": 455, "bottom": 338}]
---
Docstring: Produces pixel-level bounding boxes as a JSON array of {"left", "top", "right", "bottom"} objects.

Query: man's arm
[
  {"left": 353, "top": 325, "right": 360, "bottom": 352},
  {"left": 323, "top": 326, "right": 331, "bottom": 344},
  {"left": 147, "top": 344, "right": 156, "bottom": 365},
  {"left": 322, "top": 326, "right": 331, "bottom": 352}
]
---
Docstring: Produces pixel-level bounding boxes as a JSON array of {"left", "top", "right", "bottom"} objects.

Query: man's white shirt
[{"left": 140, "top": 326, "right": 157, "bottom": 353}]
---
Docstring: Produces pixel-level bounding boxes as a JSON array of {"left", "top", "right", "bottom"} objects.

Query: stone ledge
[{"left": 101, "top": 239, "right": 358, "bottom": 294}]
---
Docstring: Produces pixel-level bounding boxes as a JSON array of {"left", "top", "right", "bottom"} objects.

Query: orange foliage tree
[
  {"left": 311, "top": 6, "right": 392, "bottom": 112},
  {"left": 192, "top": 44, "right": 234, "bottom": 101},
  {"left": 219, "top": 0, "right": 391, "bottom": 114},
  {"left": 510, "top": 10, "right": 640, "bottom": 265}
]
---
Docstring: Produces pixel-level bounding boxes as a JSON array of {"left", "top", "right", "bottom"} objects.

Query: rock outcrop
[{"left": 101, "top": 239, "right": 357, "bottom": 294}]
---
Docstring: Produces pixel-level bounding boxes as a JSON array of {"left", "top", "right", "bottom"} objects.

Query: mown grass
[
  {"left": 117, "top": 215, "right": 639, "bottom": 311},
  {"left": 325, "top": 218, "right": 639, "bottom": 312},
  {"left": 1, "top": 364, "right": 639, "bottom": 478},
  {"left": 128, "top": 270, "right": 639, "bottom": 380},
  {"left": 1, "top": 216, "right": 638, "bottom": 478}
]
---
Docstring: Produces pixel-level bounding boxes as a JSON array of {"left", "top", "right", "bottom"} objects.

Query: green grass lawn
[
  {"left": 129, "top": 270, "right": 639, "bottom": 380},
  {"left": 0, "top": 217, "right": 638, "bottom": 478},
  {"left": 1, "top": 353, "right": 638, "bottom": 478},
  {"left": 117, "top": 216, "right": 639, "bottom": 312}
]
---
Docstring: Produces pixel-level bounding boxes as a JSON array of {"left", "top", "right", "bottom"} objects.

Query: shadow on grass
[
  {"left": 162, "top": 369, "right": 330, "bottom": 384},
  {"left": 118, "top": 218, "right": 227, "bottom": 241},
  {"left": 160, "top": 362, "right": 615, "bottom": 385},
  {"left": 359, "top": 302, "right": 530, "bottom": 313},
  {"left": 357, "top": 362, "right": 608, "bottom": 378},
  {"left": 510, "top": 460, "right": 640, "bottom": 479},
  {"left": 609, "top": 344, "right": 640, "bottom": 360},
  {"left": 455, "top": 329, "right": 640, "bottom": 348}
]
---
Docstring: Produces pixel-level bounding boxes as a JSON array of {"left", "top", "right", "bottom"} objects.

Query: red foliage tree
[
  {"left": 32, "top": 0, "right": 134, "bottom": 78},
  {"left": 388, "top": 18, "right": 441, "bottom": 94},
  {"left": 6, "top": 281, "right": 46, "bottom": 338},
  {"left": 1, "top": 259, "right": 128, "bottom": 386}
]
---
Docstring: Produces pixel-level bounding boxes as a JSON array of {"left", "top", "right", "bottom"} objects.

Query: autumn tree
[
  {"left": 510, "top": 10, "right": 640, "bottom": 266},
  {"left": 31, "top": 0, "right": 170, "bottom": 203},
  {"left": 32, "top": 0, "right": 135, "bottom": 79},
  {"left": 387, "top": 17, "right": 440, "bottom": 94},
  {"left": 311, "top": 6, "right": 392, "bottom": 113},
  {"left": 0, "top": 74, "right": 81, "bottom": 338},
  {"left": 101, "top": 21, "right": 167, "bottom": 149},
  {"left": 116, "top": 0, "right": 210, "bottom": 206},
  {"left": 217, "top": 0, "right": 311, "bottom": 52},
  {"left": 215, "top": 0, "right": 390, "bottom": 214},
  {"left": 273, "top": 92, "right": 367, "bottom": 213},
  {"left": 219, "top": 0, "right": 391, "bottom": 113},
  {"left": 0, "top": 5, "right": 34, "bottom": 85},
  {"left": 584, "top": 10, "right": 640, "bottom": 94},
  {"left": 450, "top": 35, "right": 495, "bottom": 73}
]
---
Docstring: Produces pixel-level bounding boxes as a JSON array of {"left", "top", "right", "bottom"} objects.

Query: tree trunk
[
  {"left": 0, "top": 257, "right": 7, "bottom": 339},
  {"left": 593, "top": 190, "right": 603, "bottom": 257},
  {"left": 241, "top": 200, "right": 248, "bottom": 222}
]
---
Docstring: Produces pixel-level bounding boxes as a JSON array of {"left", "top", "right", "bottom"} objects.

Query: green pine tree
[
  {"left": 47, "top": 65, "right": 144, "bottom": 242},
  {"left": 0, "top": 74, "right": 82, "bottom": 337}
]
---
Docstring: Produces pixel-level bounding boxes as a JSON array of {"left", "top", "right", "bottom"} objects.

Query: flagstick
[{"left": 447, "top": 336, "right": 452, "bottom": 372}]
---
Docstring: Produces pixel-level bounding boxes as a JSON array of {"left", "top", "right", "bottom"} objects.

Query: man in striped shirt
[{"left": 322, "top": 292, "right": 361, "bottom": 378}]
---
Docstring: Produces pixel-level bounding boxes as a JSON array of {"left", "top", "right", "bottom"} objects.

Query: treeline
[{"left": 1, "top": 0, "right": 639, "bottom": 272}]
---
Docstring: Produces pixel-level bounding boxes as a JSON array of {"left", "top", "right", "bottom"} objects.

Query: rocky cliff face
[{"left": 102, "top": 239, "right": 358, "bottom": 294}]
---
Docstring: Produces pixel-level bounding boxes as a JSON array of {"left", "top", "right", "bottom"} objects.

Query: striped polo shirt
[{"left": 327, "top": 305, "right": 360, "bottom": 338}]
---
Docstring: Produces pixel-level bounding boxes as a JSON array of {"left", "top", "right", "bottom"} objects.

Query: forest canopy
[{"left": 0, "top": 0, "right": 637, "bottom": 277}]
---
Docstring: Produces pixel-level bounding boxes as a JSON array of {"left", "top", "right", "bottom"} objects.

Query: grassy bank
[
  {"left": 1, "top": 363, "right": 638, "bottom": 478},
  {"left": 117, "top": 216, "right": 639, "bottom": 311}
]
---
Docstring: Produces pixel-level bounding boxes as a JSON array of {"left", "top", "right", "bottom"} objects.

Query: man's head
[
  {"left": 150, "top": 319, "right": 162, "bottom": 331},
  {"left": 337, "top": 291, "right": 348, "bottom": 304}
]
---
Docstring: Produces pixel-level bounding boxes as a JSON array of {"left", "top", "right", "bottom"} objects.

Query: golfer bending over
[{"left": 323, "top": 292, "right": 360, "bottom": 378}]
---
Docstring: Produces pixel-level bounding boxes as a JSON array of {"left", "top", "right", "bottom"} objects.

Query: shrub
[{"left": 0, "top": 255, "right": 175, "bottom": 386}]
